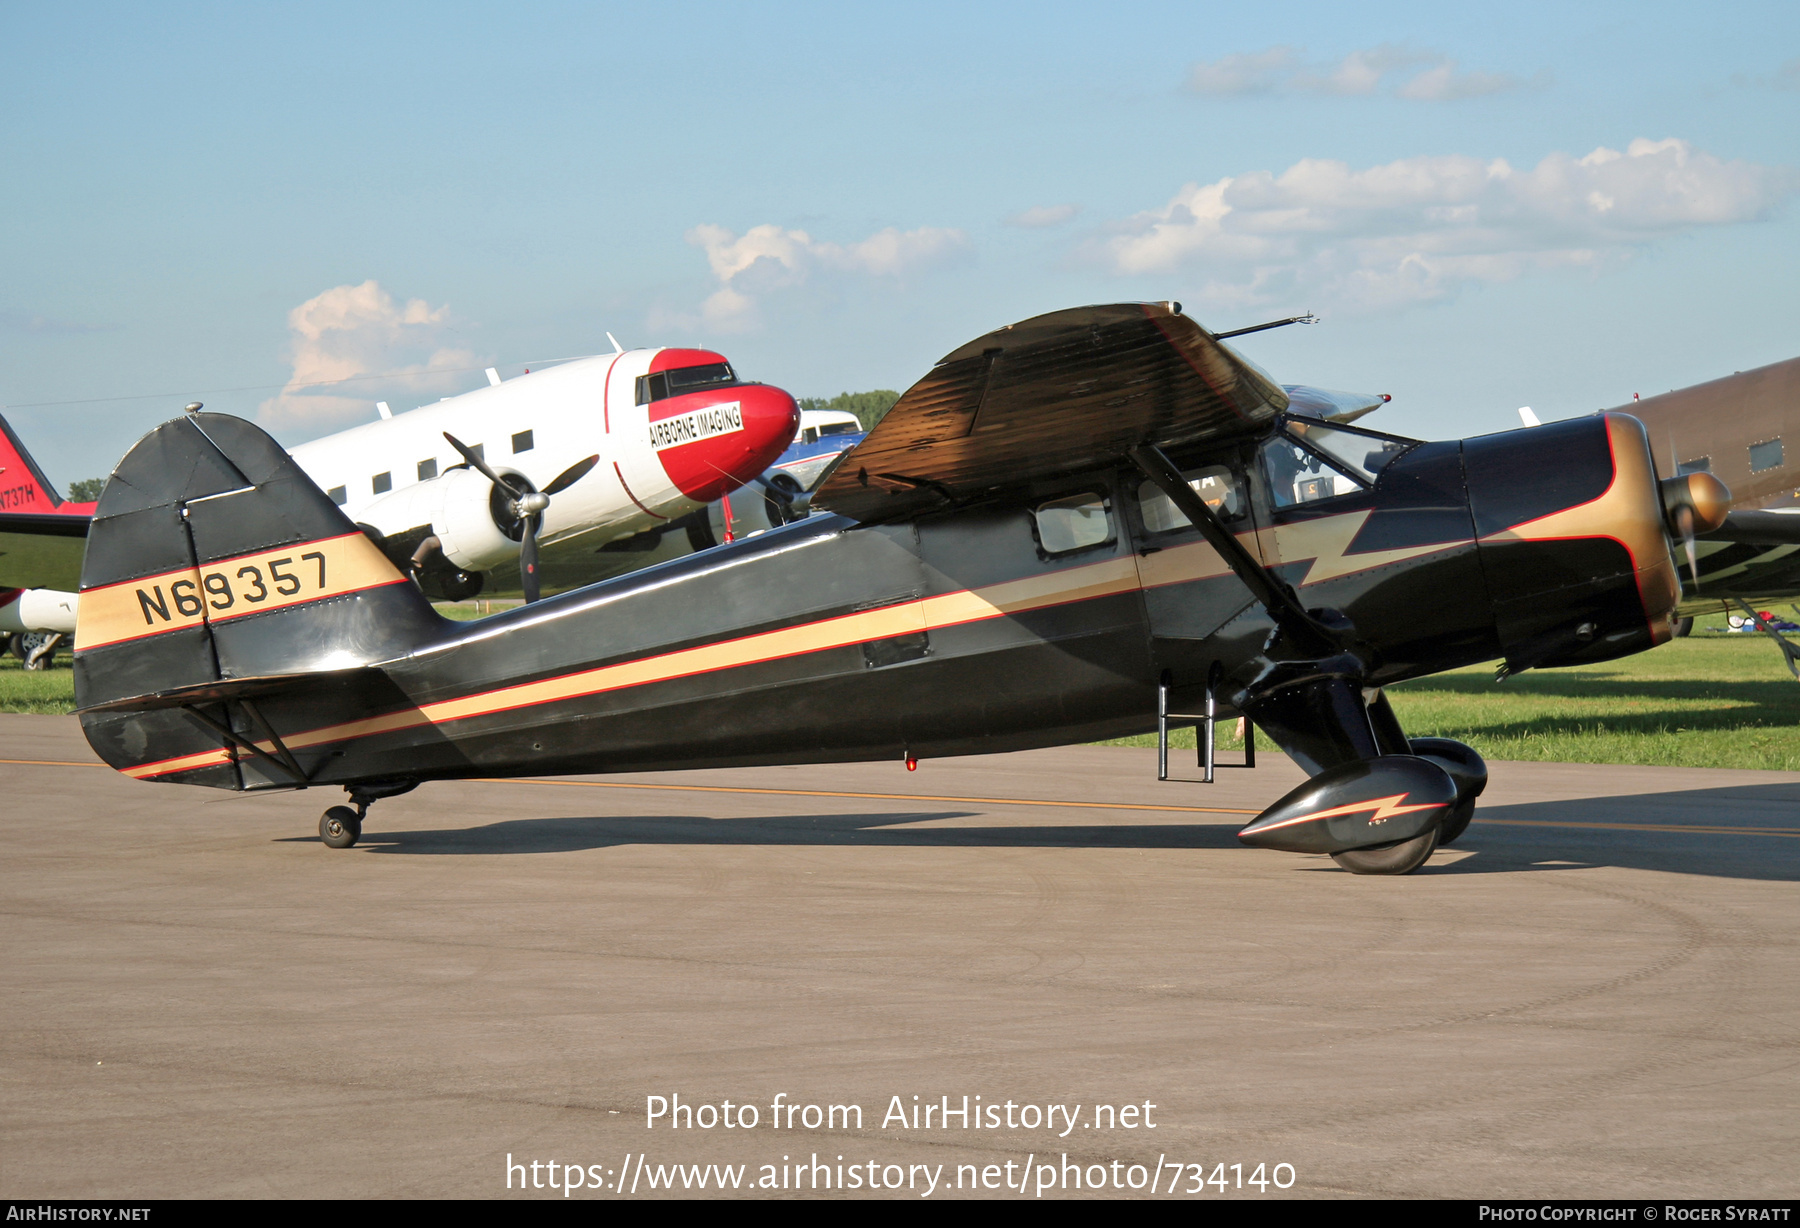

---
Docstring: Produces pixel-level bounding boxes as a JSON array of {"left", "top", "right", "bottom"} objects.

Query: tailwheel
[
  {"left": 1330, "top": 827, "right": 1438, "bottom": 876},
  {"left": 319, "top": 806, "right": 362, "bottom": 849}
]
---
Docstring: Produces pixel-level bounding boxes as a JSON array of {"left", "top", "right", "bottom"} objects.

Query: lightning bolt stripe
[
  {"left": 1134, "top": 509, "right": 1469, "bottom": 593},
  {"left": 1248, "top": 792, "right": 1448, "bottom": 835}
]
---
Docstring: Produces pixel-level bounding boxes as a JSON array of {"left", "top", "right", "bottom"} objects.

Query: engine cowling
[{"left": 353, "top": 466, "right": 521, "bottom": 573}]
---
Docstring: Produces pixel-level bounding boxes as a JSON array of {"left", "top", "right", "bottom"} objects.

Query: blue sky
[{"left": 2, "top": 1, "right": 1796, "bottom": 487}]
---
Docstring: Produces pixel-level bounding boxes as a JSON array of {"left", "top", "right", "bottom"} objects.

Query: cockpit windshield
[
  {"left": 637, "top": 362, "right": 738, "bottom": 405},
  {"left": 1262, "top": 417, "right": 1418, "bottom": 508},
  {"left": 1286, "top": 419, "right": 1412, "bottom": 484}
]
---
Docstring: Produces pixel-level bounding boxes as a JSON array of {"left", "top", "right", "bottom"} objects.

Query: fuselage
[
  {"left": 289, "top": 348, "right": 797, "bottom": 576},
  {"left": 82, "top": 411, "right": 1679, "bottom": 791}
]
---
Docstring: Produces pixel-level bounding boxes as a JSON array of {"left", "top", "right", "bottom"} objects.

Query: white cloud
[
  {"left": 257, "top": 280, "right": 476, "bottom": 435},
  {"left": 1099, "top": 138, "right": 1794, "bottom": 311},
  {"left": 1006, "top": 203, "right": 1081, "bottom": 228},
  {"left": 1187, "top": 43, "right": 1528, "bottom": 101},
  {"left": 1185, "top": 47, "right": 1298, "bottom": 96},
  {"left": 674, "top": 223, "right": 970, "bottom": 332},
  {"left": 1733, "top": 58, "right": 1800, "bottom": 91}
]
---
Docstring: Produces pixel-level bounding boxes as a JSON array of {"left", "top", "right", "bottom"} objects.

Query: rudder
[{"left": 75, "top": 412, "right": 445, "bottom": 787}]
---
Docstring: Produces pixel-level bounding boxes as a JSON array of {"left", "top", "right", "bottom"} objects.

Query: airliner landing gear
[{"left": 317, "top": 779, "right": 419, "bottom": 849}]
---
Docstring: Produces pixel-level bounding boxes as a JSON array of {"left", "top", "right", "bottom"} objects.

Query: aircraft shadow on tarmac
[{"left": 299, "top": 784, "right": 1799, "bottom": 882}]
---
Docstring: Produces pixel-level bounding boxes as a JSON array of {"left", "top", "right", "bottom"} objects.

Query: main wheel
[
  {"left": 319, "top": 806, "right": 361, "bottom": 849},
  {"left": 1436, "top": 796, "right": 1476, "bottom": 847},
  {"left": 1331, "top": 827, "right": 1438, "bottom": 875},
  {"left": 17, "top": 631, "right": 59, "bottom": 670}
]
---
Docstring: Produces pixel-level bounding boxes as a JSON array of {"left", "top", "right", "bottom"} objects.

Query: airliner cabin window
[
  {"left": 371, "top": 471, "right": 392, "bottom": 495},
  {"left": 328, "top": 486, "right": 347, "bottom": 506},
  {"left": 417, "top": 458, "right": 438, "bottom": 481},
  {"left": 1033, "top": 492, "right": 1113, "bottom": 555},
  {"left": 1678, "top": 457, "right": 1711, "bottom": 476},
  {"left": 512, "top": 429, "right": 534, "bottom": 454},
  {"left": 1136, "top": 465, "right": 1242, "bottom": 533},
  {"left": 1751, "top": 438, "right": 1783, "bottom": 472}
]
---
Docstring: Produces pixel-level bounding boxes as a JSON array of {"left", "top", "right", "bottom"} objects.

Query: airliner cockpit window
[
  {"left": 1136, "top": 465, "right": 1243, "bottom": 533},
  {"left": 636, "top": 362, "right": 739, "bottom": 405}
]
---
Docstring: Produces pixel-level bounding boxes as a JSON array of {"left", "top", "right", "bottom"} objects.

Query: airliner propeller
[{"left": 443, "top": 432, "right": 599, "bottom": 602}]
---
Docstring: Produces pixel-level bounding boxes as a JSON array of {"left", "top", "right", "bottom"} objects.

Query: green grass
[
  {"left": 0, "top": 652, "right": 78, "bottom": 714},
  {"left": 13, "top": 630, "right": 1800, "bottom": 769},
  {"left": 1109, "top": 631, "right": 1800, "bottom": 771}
]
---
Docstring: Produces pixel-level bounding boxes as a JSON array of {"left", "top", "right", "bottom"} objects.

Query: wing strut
[{"left": 1126, "top": 444, "right": 1336, "bottom": 656}]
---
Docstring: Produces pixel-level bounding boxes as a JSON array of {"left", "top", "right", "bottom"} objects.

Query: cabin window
[
  {"left": 328, "top": 485, "right": 347, "bottom": 506},
  {"left": 1677, "top": 457, "right": 1711, "bottom": 475},
  {"left": 820, "top": 421, "right": 861, "bottom": 437},
  {"left": 1751, "top": 438, "right": 1783, "bottom": 472},
  {"left": 417, "top": 458, "right": 438, "bottom": 481},
  {"left": 512, "top": 430, "right": 534, "bottom": 454},
  {"left": 1137, "top": 465, "right": 1243, "bottom": 533},
  {"left": 371, "top": 472, "right": 392, "bottom": 495},
  {"left": 1033, "top": 492, "right": 1113, "bottom": 556}
]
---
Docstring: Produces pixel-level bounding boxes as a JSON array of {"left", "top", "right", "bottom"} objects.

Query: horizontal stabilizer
[
  {"left": 812, "top": 302, "right": 1287, "bottom": 523},
  {"left": 76, "top": 666, "right": 377, "bottom": 715}
]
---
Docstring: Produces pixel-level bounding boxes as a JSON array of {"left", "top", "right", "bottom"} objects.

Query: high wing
[{"left": 812, "top": 302, "right": 1288, "bottom": 523}]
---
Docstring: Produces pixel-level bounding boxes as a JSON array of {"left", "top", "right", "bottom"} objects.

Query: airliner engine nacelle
[{"left": 354, "top": 466, "right": 523, "bottom": 576}]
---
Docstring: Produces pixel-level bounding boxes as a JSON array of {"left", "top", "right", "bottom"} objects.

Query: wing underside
[
  {"left": 0, "top": 512, "right": 89, "bottom": 590},
  {"left": 811, "top": 302, "right": 1288, "bottom": 524}
]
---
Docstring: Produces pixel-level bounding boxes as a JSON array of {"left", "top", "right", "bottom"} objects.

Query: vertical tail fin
[
  {"left": 75, "top": 413, "right": 445, "bottom": 786},
  {"left": 0, "top": 413, "right": 70, "bottom": 512}
]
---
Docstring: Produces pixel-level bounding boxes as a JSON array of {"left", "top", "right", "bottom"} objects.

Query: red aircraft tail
[{"left": 0, "top": 413, "right": 83, "bottom": 514}]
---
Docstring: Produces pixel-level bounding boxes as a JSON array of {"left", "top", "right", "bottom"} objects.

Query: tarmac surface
[{"left": 1, "top": 713, "right": 1796, "bottom": 1200}]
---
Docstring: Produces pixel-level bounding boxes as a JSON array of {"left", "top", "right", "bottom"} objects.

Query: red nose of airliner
[{"left": 653, "top": 381, "right": 801, "bottom": 504}]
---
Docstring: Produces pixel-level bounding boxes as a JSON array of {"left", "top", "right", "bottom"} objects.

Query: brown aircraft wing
[{"left": 811, "top": 302, "right": 1288, "bottom": 524}]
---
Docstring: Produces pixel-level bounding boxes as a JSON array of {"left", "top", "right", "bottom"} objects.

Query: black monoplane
[{"left": 71, "top": 304, "right": 1726, "bottom": 875}]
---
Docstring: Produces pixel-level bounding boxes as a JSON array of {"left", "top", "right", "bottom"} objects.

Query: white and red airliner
[{"left": 0, "top": 344, "right": 799, "bottom": 656}]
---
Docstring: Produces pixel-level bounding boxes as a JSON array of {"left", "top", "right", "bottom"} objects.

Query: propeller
[
  {"left": 1675, "top": 500, "right": 1699, "bottom": 589},
  {"left": 753, "top": 472, "right": 805, "bottom": 526},
  {"left": 1669, "top": 439, "right": 1699, "bottom": 589},
  {"left": 442, "top": 432, "right": 599, "bottom": 602}
]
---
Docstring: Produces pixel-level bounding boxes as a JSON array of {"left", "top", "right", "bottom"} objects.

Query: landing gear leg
[
  {"left": 317, "top": 779, "right": 419, "bottom": 849},
  {"left": 1243, "top": 685, "right": 1486, "bottom": 875}
]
